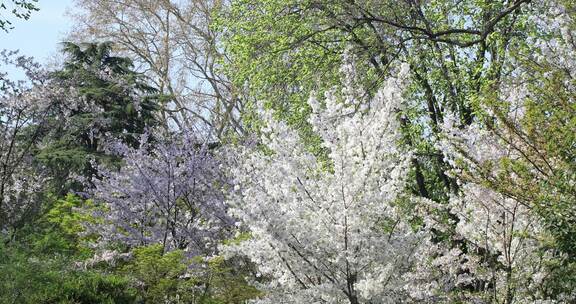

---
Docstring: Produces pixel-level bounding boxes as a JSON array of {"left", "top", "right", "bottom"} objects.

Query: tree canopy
[{"left": 1, "top": 0, "right": 575, "bottom": 303}]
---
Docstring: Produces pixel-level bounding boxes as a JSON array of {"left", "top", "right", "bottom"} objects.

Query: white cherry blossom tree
[{"left": 225, "top": 63, "right": 434, "bottom": 303}]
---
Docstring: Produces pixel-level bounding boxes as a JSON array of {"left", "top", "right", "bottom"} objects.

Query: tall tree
[
  {"left": 69, "top": 0, "right": 244, "bottom": 138},
  {"left": 220, "top": 0, "right": 539, "bottom": 202},
  {"left": 227, "top": 63, "right": 434, "bottom": 303},
  {"left": 432, "top": 5, "right": 576, "bottom": 295},
  {"left": 35, "top": 42, "right": 159, "bottom": 193}
]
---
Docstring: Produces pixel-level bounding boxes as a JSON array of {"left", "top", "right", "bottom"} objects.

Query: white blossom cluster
[
  {"left": 420, "top": 185, "right": 553, "bottom": 302},
  {"left": 225, "top": 63, "right": 437, "bottom": 303},
  {"left": 435, "top": 116, "right": 569, "bottom": 302},
  {"left": 529, "top": 1, "right": 576, "bottom": 80}
]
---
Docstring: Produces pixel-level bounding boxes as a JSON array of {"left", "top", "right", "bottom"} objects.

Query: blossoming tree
[
  {"left": 0, "top": 51, "right": 52, "bottom": 238},
  {"left": 428, "top": 88, "right": 573, "bottom": 302},
  {"left": 90, "top": 129, "right": 232, "bottom": 255},
  {"left": 226, "top": 64, "right": 433, "bottom": 303}
]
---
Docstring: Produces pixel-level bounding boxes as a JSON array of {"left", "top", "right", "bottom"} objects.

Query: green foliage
[
  {"left": 1, "top": 193, "right": 261, "bottom": 304},
  {"left": 0, "top": 202, "right": 136, "bottom": 304},
  {"left": 49, "top": 272, "right": 135, "bottom": 304},
  {"left": 0, "top": 0, "right": 38, "bottom": 32},
  {"left": 35, "top": 42, "right": 160, "bottom": 194},
  {"left": 43, "top": 194, "right": 103, "bottom": 256},
  {"left": 5, "top": 194, "right": 96, "bottom": 257},
  {"left": 118, "top": 244, "right": 261, "bottom": 303},
  {"left": 122, "top": 244, "right": 191, "bottom": 303},
  {"left": 218, "top": 0, "right": 349, "bottom": 158},
  {"left": 0, "top": 245, "right": 135, "bottom": 304},
  {"left": 446, "top": 30, "right": 576, "bottom": 296},
  {"left": 46, "top": 194, "right": 91, "bottom": 235},
  {"left": 202, "top": 256, "right": 262, "bottom": 304},
  {"left": 222, "top": 232, "right": 252, "bottom": 246},
  {"left": 476, "top": 67, "right": 576, "bottom": 257},
  {"left": 219, "top": 0, "right": 537, "bottom": 201}
]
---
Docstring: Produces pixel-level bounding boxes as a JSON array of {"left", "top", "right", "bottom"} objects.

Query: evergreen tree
[{"left": 35, "top": 42, "right": 159, "bottom": 193}]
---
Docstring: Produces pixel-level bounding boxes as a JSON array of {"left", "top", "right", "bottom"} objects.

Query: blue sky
[{"left": 1, "top": 0, "right": 74, "bottom": 77}]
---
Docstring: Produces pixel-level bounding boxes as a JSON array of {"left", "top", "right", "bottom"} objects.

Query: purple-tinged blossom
[{"left": 89, "top": 128, "right": 232, "bottom": 256}]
